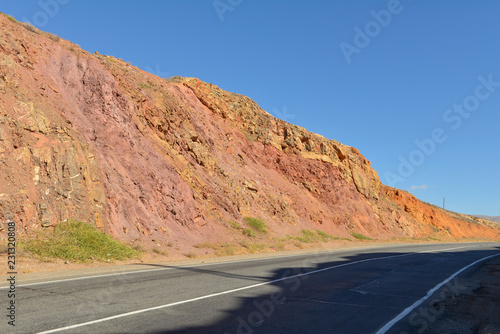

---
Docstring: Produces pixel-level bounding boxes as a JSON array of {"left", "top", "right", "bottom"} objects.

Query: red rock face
[
  {"left": 0, "top": 14, "right": 498, "bottom": 249},
  {"left": 383, "top": 187, "right": 500, "bottom": 240}
]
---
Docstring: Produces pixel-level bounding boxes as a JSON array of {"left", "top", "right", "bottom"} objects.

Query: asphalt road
[{"left": 2, "top": 242, "right": 499, "bottom": 334}]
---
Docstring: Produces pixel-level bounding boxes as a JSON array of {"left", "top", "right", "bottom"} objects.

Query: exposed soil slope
[{"left": 0, "top": 15, "right": 498, "bottom": 254}]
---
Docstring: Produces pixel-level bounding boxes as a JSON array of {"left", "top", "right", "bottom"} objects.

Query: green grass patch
[
  {"left": 293, "top": 229, "right": 317, "bottom": 243},
  {"left": 140, "top": 82, "right": 152, "bottom": 89},
  {"left": 216, "top": 244, "right": 236, "bottom": 256},
  {"left": 240, "top": 242, "right": 267, "bottom": 253},
  {"left": 229, "top": 221, "right": 241, "bottom": 229},
  {"left": 243, "top": 217, "right": 267, "bottom": 233},
  {"left": 6, "top": 15, "right": 17, "bottom": 23},
  {"left": 350, "top": 232, "right": 373, "bottom": 241},
  {"left": 194, "top": 242, "right": 218, "bottom": 250},
  {"left": 228, "top": 220, "right": 257, "bottom": 237},
  {"left": 314, "top": 230, "right": 350, "bottom": 242},
  {"left": 287, "top": 229, "right": 350, "bottom": 243},
  {"left": 21, "top": 220, "right": 139, "bottom": 262},
  {"left": 270, "top": 239, "right": 286, "bottom": 251},
  {"left": 242, "top": 229, "right": 257, "bottom": 237},
  {"left": 316, "top": 230, "right": 333, "bottom": 239}
]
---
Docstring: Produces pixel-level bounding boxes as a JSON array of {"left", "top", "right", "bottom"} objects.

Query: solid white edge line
[
  {"left": 2, "top": 249, "right": 336, "bottom": 289},
  {"left": 374, "top": 251, "right": 500, "bottom": 334},
  {"left": 1, "top": 243, "right": 463, "bottom": 289},
  {"left": 35, "top": 245, "right": 470, "bottom": 334},
  {"left": 0, "top": 267, "right": 172, "bottom": 289}
]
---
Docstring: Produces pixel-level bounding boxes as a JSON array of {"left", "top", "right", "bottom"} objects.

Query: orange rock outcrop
[{"left": 0, "top": 14, "right": 498, "bottom": 249}]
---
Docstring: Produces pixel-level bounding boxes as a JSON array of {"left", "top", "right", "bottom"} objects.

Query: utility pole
[{"left": 443, "top": 197, "right": 445, "bottom": 209}]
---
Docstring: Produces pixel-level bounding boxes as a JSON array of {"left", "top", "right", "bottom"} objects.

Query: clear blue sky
[{"left": 3, "top": 0, "right": 499, "bottom": 216}]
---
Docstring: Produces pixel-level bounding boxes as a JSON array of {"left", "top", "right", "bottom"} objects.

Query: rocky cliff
[{"left": 0, "top": 14, "right": 498, "bottom": 254}]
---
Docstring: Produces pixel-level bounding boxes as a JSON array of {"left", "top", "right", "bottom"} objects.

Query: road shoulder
[{"left": 393, "top": 256, "right": 500, "bottom": 334}]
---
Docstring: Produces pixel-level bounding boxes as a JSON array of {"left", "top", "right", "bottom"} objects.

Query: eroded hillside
[{"left": 0, "top": 14, "right": 498, "bottom": 256}]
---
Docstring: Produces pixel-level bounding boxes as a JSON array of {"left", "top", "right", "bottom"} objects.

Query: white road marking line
[
  {"left": 1, "top": 243, "right": 461, "bottom": 289},
  {"left": 374, "top": 251, "right": 500, "bottom": 334},
  {"left": 0, "top": 267, "right": 172, "bottom": 289},
  {"left": 35, "top": 245, "right": 471, "bottom": 334},
  {"left": 1, "top": 251, "right": 321, "bottom": 289}
]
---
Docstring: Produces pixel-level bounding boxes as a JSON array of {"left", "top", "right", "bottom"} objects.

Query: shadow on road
[
  {"left": 133, "top": 245, "right": 500, "bottom": 334},
  {"left": 131, "top": 261, "right": 270, "bottom": 282}
]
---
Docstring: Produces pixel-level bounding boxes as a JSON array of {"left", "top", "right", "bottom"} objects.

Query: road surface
[{"left": 1, "top": 242, "right": 499, "bottom": 334}]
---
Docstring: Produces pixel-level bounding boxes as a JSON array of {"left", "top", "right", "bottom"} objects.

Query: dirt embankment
[{"left": 0, "top": 13, "right": 499, "bottom": 259}]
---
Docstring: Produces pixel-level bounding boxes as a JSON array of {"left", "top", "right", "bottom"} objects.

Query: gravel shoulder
[{"left": 393, "top": 255, "right": 500, "bottom": 334}]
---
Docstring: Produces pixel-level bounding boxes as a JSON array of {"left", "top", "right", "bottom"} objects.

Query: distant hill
[{"left": 473, "top": 216, "right": 500, "bottom": 223}]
